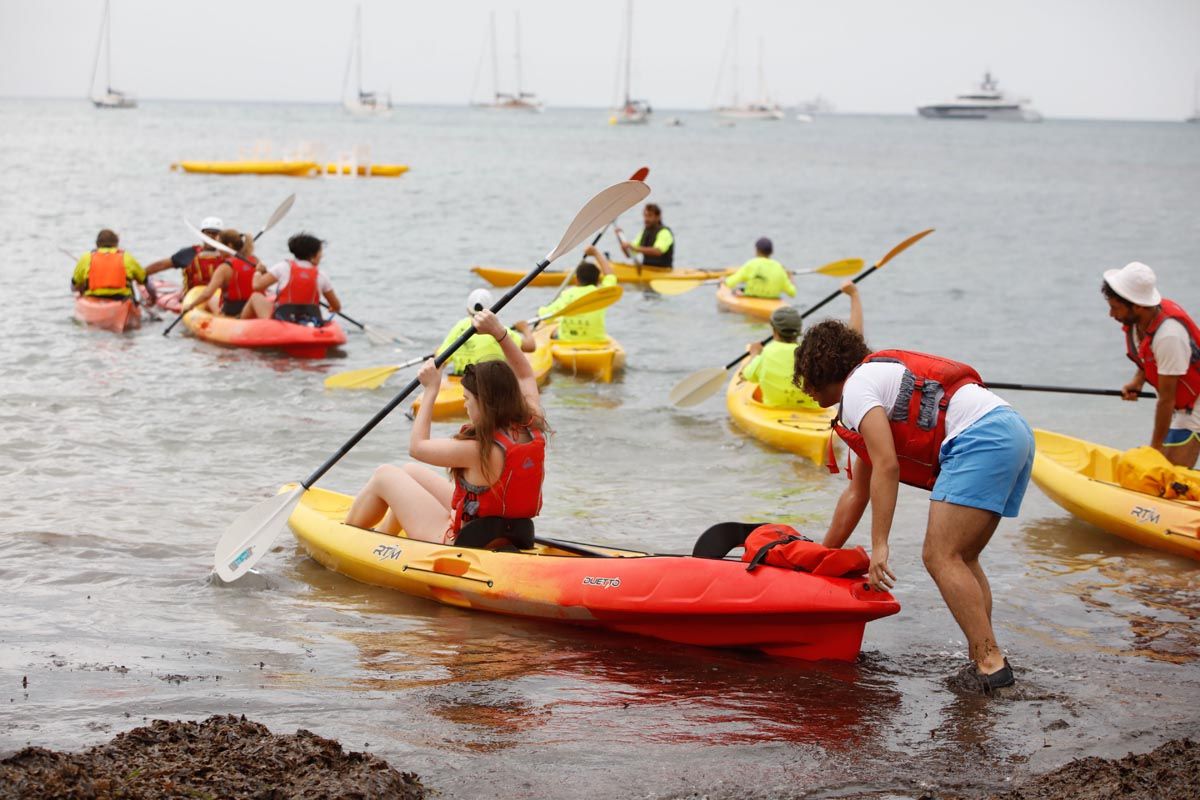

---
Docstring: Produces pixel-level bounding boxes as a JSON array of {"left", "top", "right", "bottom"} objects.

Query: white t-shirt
[
  {"left": 268, "top": 260, "right": 333, "bottom": 295},
  {"left": 839, "top": 362, "right": 1009, "bottom": 444},
  {"left": 1151, "top": 319, "right": 1200, "bottom": 431}
]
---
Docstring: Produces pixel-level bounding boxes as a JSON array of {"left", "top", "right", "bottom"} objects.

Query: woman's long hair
[{"left": 452, "top": 360, "right": 549, "bottom": 486}]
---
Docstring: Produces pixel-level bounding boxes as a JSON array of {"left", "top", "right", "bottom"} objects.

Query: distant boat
[
  {"left": 89, "top": 0, "right": 136, "bottom": 109},
  {"left": 609, "top": 0, "right": 650, "bottom": 125},
  {"left": 342, "top": 5, "right": 392, "bottom": 116},
  {"left": 797, "top": 95, "right": 836, "bottom": 116},
  {"left": 713, "top": 12, "right": 784, "bottom": 121},
  {"left": 472, "top": 12, "right": 543, "bottom": 112},
  {"left": 917, "top": 71, "right": 1042, "bottom": 122}
]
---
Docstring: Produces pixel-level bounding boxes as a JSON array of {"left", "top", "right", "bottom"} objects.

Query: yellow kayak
[
  {"left": 725, "top": 373, "right": 835, "bottom": 465},
  {"left": 1032, "top": 429, "right": 1200, "bottom": 561},
  {"left": 173, "top": 160, "right": 318, "bottom": 176},
  {"left": 412, "top": 327, "right": 554, "bottom": 419},
  {"left": 471, "top": 262, "right": 734, "bottom": 288},
  {"left": 550, "top": 336, "right": 626, "bottom": 383},
  {"left": 322, "top": 163, "right": 409, "bottom": 177},
  {"left": 716, "top": 284, "right": 784, "bottom": 321}
]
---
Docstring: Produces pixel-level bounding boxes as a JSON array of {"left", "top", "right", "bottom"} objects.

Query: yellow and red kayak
[
  {"left": 180, "top": 288, "right": 346, "bottom": 358},
  {"left": 412, "top": 327, "right": 554, "bottom": 419},
  {"left": 286, "top": 485, "right": 900, "bottom": 661},
  {"left": 73, "top": 295, "right": 141, "bottom": 333},
  {"left": 716, "top": 284, "right": 784, "bottom": 321},
  {"left": 725, "top": 374, "right": 835, "bottom": 465},
  {"left": 471, "top": 262, "right": 734, "bottom": 288},
  {"left": 550, "top": 337, "right": 626, "bottom": 383},
  {"left": 1032, "top": 429, "right": 1200, "bottom": 561}
]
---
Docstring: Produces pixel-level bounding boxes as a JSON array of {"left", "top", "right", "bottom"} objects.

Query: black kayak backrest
[
  {"left": 455, "top": 517, "right": 535, "bottom": 551},
  {"left": 692, "top": 521, "right": 761, "bottom": 559}
]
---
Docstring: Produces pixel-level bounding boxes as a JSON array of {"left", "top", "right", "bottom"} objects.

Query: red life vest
[
  {"left": 449, "top": 425, "right": 546, "bottom": 539},
  {"left": 831, "top": 350, "right": 984, "bottom": 490},
  {"left": 184, "top": 249, "right": 225, "bottom": 291},
  {"left": 741, "top": 524, "right": 870, "bottom": 577},
  {"left": 224, "top": 256, "right": 258, "bottom": 302},
  {"left": 275, "top": 260, "right": 321, "bottom": 306},
  {"left": 86, "top": 250, "right": 128, "bottom": 292},
  {"left": 1123, "top": 299, "right": 1200, "bottom": 412}
]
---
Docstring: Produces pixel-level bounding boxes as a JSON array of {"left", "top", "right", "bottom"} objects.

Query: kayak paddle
[
  {"left": 319, "top": 303, "right": 414, "bottom": 347},
  {"left": 213, "top": 172, "right": 651, "bottom": 582},
  {"left": 649, "top": 257, "right": 864, "bottom": 296},
  {"left": 987, "top": 381, "right": 1156, "bottom": 400},
  {"left": 669, "top": 229, "right": 934, "bottom": 407},
  {"left": 554, "top": 167, "right": 649, "bottom": 292},
  {"left": 323, "top": 285, "right": 624, "bottom": 391}
]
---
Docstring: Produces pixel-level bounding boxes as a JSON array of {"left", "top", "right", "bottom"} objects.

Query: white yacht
[
  {"left": 342, "top": 6, "right": 392, "bottom": 117},
  {"left": 472, "top": 12, "right": 543, "bottom": 112},
  {"left": 918, "top": 72, "right": 1041, "bottom": 122},
  {"left": 713, "top": 14, "right": 784, "bottom": 121},
  {"left": 609, "top": 0, "right": 650, "bottom": 125},
  {"left": 89, "top": 0, "right": 136, "bottom": 109}
]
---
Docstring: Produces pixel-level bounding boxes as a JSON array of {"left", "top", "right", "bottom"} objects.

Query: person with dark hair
[
  {"left": 536, "top": 245, "right": 618, "bottom": 341},
  {"left": 177, "top": 229, "right": 262, "bottom": 317},
  {"left": 723, "top": 237, "right": 795, "bottom": 300},
  {"left": 71, "top": 228, "right": 157, "bottom": 305},
  {"left": 245, "top": 232, "right": 341, "bottom": 324},
  {"left": 144, "top": 215, "right": 227, "bottom": 292},
  {"left": 741, "top": 281, "right": 861, "bottom": 408},
  {"left": 615, "top": 203, "right": 673, "bottom": 267},
  {"left": 1102, "top": 261, "right": 1200, "bottom": 468},
  {"left": 345, "top": 310, "right": 549, "bottom": 544},
  {"left": 437, "top": 288, "right": 536, "bottom": 375},
  {"left": 792, "top": 320, "right": 1034, "bottom": 694}
]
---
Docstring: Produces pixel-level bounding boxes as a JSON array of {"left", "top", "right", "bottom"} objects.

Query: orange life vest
[
  {"left": 224, "top": 256, "right": 258, "bottom": 302},
  {"left": 1124, "top": 299, "right": 1200, "bottom": 412},
  {"left": 831, "top": 350, "right": 984, "bottom": 490},
  {"left": 275, "top": 260, "right": 321, "bottom": 306},
  {"left": 741, "top": 524, "right": 870, "bottom": 577},
  {"left": 449, "top": 425, "right": 546, "bottom": 539},
  {"left": 184, "top": 249, "right": 225, "bottom": 291},
  {"left": 86, "top": 250, "right": 128, "bottom": 293}
]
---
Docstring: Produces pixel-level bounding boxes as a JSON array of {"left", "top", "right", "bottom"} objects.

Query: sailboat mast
[
  {"left": 356, "top": 6, "right": 363, "bottom": 96},
  {"left": 89, "top": 0, "right": 108, "bottom": 98},
  {"left": 623, "top": 0, "right": 633, "bottom": 105},
  {"left": 105, "top": 0, "right": 113, "bottom": 93},
  {"left": 514, "top": 11, "right": 524, "bottom": 96},
  {"left": 757, "top": 37, "right": 766, "bottom": 104},
  {"left": 490, "top": 12, "right": 499, "bottom": 99},
  {"left": 731, "top": 9, "right": 740, "bottom": 108}
]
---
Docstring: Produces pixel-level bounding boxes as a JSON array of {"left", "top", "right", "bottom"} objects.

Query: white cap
[
  {"left": 199, "top": 216, "right": 224, "bottom": 232},
  {"left": 1103, "top": 261, "right": 1161, "bottom": 307},
  {"left": 467, "top": 288, "right": 494, "bottom": 313}
]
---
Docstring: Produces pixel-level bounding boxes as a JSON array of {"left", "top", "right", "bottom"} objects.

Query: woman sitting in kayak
[
  {"left": 177, "top": 230, "right": 262, "bottom": 317},
  {"left": 344, "top": 309, "right": 549, "bottom": 544}
]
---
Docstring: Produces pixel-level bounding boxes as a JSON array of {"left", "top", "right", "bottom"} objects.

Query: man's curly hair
[{"left": 793, "top": 320, "right": 870, "bottom": 392}]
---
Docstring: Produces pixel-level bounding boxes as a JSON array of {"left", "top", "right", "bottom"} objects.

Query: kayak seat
[
  {"left": 691, "top": 522, "right": 761, "bottom": 559},
  {"left": 455, "top": 517, "right": 535, "bottom": 551}
]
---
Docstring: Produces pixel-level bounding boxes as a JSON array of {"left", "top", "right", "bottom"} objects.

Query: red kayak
[
  {"left": 73, "top": 295, "right": 141, "bottom": 333},
  {"left": 181, "top": 288, "right": 345, "bottom": 358}
]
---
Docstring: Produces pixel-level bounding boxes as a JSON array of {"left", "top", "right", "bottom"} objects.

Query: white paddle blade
[
  {"left": 263, "top": 194, "right": 296, "bottom": 233},
  {"left": 183, "top": 218, "right": 236, "bottom": 255},
  {"left": 544, "top": 180, "right": 650, "bottom": 264},
  {"left": 213, "top": 486, "right": 304, "bottom": 582},
  {"left": 669, "top": 366, "right": 729, "bottom": 407}
]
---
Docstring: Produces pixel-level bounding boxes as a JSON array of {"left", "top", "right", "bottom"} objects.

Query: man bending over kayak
[
  {"left": 72, "top": 229, "right": 157, "bottom": 306},
  {"left": 793, "top": 321, "right": 1034, "bottom": 695},
  {"left": 741, "top": 281, "right": 861, "bottom": 408},
  {"left": 537, "top": 245, "right": 618, "bottom": 342},
  {"left": 724, "top": 237, "right": 796, "bottom": 300},
  {"left": 438, "top": 289, "right": 536, "bottom": 375},
  {"left": 246, "top": 232, "right": 341, "bottom": 325}
]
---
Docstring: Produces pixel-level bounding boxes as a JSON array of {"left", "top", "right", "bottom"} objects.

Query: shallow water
[{"left": 1, "top": 101, "right": 1199, "bottom": 798}]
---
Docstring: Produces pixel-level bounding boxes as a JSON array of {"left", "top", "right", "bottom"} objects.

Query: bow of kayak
[
  {"left": 726, "top": 374, "right": 835, "bottom": 465},
  {"left": 716, "top": 284, "right": 784, "bottom": 321},
  {"left": 550, "top": 336, "right": 626, "bottom": 383}
]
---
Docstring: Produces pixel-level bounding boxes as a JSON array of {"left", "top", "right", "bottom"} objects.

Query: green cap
[{"left": 770, "top": 305, "right": 803, "bottom": 335}]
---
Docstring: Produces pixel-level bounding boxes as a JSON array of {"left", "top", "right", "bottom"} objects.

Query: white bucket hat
[
  {"left": 467, "top": 288, "right": 494, "bottom": 313},
  {"left": 1103, "top": 261, "right": 1161, "bottom": 307},
  {"left": 199, "top": 216, "right": 224, "bottom": 232}
]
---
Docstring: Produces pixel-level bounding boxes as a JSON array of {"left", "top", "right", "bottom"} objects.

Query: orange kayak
[{"left": 73, "top": 296, "right": 141, "bottom": 333}]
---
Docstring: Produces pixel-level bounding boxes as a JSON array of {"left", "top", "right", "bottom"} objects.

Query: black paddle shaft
[
  {"left": 987, "top": 381, "right": 1156, "bottom": 400},
  {"left": 721, "top": 264, "right": 879, "bottom": 371},
  {"left": 300, "top": 258, "right": 555, "bottom": 489}
]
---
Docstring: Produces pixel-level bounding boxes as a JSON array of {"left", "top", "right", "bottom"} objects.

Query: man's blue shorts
[{"left": 931, "top": 406, "right": 1035, "bottom": 518}]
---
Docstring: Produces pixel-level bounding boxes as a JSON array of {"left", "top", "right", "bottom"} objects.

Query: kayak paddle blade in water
[
  {"left": 213, "top": 486, "right": 303, "bottom": 583},
  {"left": 669, "top": 366, "right": 728, "bottom": 407},
  {"left": 530, "top": 284, "right": 623, "bottom": 324},
  {"left": 324, "top": 354, "right": 433, "bottom": 391}
]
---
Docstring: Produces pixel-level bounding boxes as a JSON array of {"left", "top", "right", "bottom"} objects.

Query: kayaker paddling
[
  {"left": 71, "top": 228, "right": 157, "bottom": 307},
  {"left": 723, "top": 237, "right": 796, "bottom": 300},
  {"left": 344, "top": 309, "right": 548, "bottom": 544},
  {"left": 537, "top": 245, "right": 618, "bottom": 341},
  {"left": 246, "top": 232, "right": 341, "bottom": 324},
  {"left": 437, "top": 289, "right": 536, "bottom": 375},
  {"left": 176, "top": 229, "right": 263, "bottom": 318},
  {"left": 615, "top": 202, "right": 673, "bottom": 267},
  {"left": 740, "top": 281, "right": 861, "bottom": 409},
  {"left": 1102, "top": 261, "right": 1200, "bottom": 468},
  {"left": 144, "top": 215, "right": 226, "bottom": 293},
  {"left": 793, "top": 321, "right": 1034, "bottom": 695}
]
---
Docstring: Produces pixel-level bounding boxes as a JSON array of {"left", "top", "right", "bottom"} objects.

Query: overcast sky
[{"left": 2, "top": 0, "right": 1198, "bottom": 119}]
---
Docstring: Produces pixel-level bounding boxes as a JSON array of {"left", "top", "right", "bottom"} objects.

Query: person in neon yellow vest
[
  {"left": 536, "top": 246, "right": 619, "bottom": 342},
  {"left": 724, "top": 237, "right": 796, "bottom": 299}
]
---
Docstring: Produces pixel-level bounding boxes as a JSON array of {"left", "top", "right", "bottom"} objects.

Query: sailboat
[
  {"left": 713, "top": 13, "right": 783, "bottom": 121},
  {"left": 89, "top": 0, "right": 136, "bottom": 109},
  {"left": 473, "top": 12, "right": 543, "bottom": 112},
  {"left": 343, "top": 6, "right": 392, "bottom": 116},
  {"left": 609, "top": 0, "right": 650, "bottom": 125}
]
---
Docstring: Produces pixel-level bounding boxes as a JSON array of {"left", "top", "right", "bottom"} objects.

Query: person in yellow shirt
[
  {"left": 741, "top": 281, "right": 862, "bottom": 408},
  {"left": 615, "top": 203, "right": 674, "bottom": 267},
  {"left": 71, "top": 229, "right": 157, "bottom": 305},
  {"left": 437, "top": 288, "right": 536, "bottom": 375},
  {"left": 724, "top": 237, "right": 796, "bottom": 299},
  {"left": 537, "top": 245, "right": 618, "bottom": 342}
]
